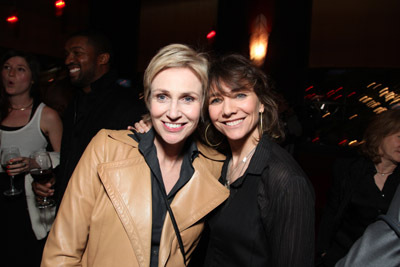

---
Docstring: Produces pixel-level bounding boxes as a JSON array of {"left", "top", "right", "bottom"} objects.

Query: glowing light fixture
[
  {"left": 347, "top": 92, "right": 356, "bottom": 97},
  {"left": 349, "top": 114, "right": 358, "bottom": 120},
  {"left": 305, "top": 85, "right": 314, "bottom": 92},
  {"left": 322, "top": 112, "right": 331, "bottom": 118},
  {"left": 326, "top": 90, "right": 335, "bottom": 97},
  {"left": 373, "top": 107, "right": 387, "bottom": 114},
  {"left": 7, "top": 15, "right": 18, "bottom": 23},
  {"left": 335, "top": 87, "right": 343, "bottom": 92},
  {"left": 338, "top": 139, "right": 348, "bottom": 145},
  {"left": 249, "top": 14, "right": 269, "bottom": 66},
  {"left": 207, "top": 30, "right": 216, "bottom": 39},
  {"left": 312, "top": 137, "right": 320, "bottom": 143},
  {"left": 333, "top": 94, "right": 343, "bottom": 101},
  {"left": 373, "top": 83, "right": 382, "bottom": 90},
  {"left": 55, "top": 0, "right": 66, "bottom": 8},
  {"left": 55, "top": 0, "right": 66, "bottom": 16},
  {"left": 348, "top": 140, "right": 358, "bottom": 146}
]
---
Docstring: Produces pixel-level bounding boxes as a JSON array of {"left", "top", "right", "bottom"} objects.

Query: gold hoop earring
[
  {"left": 259, "top": 112, "right": 264, "bottom": 137},
  {"left": 205, "top": 123, "right": 222, "bottom": 147}
]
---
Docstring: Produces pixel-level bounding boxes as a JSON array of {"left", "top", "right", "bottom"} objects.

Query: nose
[
  {"left": 8, "top": 67, "right": 16, "bottom": 77},
  {"left": 222, "top": 98, "right": 237, "bottom": 117},
  {"left": 167, "top": 100, "right": 182, "bottom": 120},
  {"left": 65, "top": 52, "right": 73, "bottom": 66}
]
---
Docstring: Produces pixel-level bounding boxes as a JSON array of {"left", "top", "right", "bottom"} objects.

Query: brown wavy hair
[
  {"left": 360, "top": 109, "right": 400, "bottom": 163},
  {"left": 202, "top": 53, "right": 284, "bottom": 149}
]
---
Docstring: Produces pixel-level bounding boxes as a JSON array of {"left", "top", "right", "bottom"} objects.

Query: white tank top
[
  {"left": 0, "top": 103, "right": 58, "bottom": 240},
  {"left": 0, "top": 103, "right": 47, "bottom": 171}
]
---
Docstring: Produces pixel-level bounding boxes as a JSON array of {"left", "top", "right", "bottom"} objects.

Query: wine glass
[
  {"left": 30, "top": 151, "right": 55, "bottom": 208},
  {"left": 1, "top": 147, "right": 23, "bottom": 196}
]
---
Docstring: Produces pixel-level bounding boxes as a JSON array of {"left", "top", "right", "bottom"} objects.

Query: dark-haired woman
[
  {"left": 0, "top": 50, "right": 62, "bottom": 266},
  {"left": 317, "top": 109, "right": 400, "bottom": 266},
  {"left": 200, "top": 54, "right": 315, "bottom": 267}
]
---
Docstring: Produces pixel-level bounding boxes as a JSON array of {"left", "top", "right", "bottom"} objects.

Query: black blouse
[
  {"left": 200, "top": 135, "right": 315, "bottom": 267},
  {"left": 132, "top": 128, "right": 198, "bottom": 267}
]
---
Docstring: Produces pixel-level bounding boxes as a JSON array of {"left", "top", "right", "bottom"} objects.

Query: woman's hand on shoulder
[{"left": 127, "top": 119, "right": 152, "bottom": 133}]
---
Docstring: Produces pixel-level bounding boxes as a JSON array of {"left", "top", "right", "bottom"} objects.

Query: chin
[{"left": 160, "top": 136, "right": 188, "bottom": 146}]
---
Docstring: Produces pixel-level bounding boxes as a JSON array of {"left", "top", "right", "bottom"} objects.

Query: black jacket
[{"left": 55, "top": 71, "right": 146, "bottom": 207}]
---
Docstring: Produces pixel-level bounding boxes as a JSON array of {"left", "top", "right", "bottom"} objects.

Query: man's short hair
[{"left": 68, "top": 29, "right": 114, "bottom": 66}]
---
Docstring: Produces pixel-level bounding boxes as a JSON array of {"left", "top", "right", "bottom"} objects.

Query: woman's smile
[{"left": 150, "top": 67, "right": 202, "bottom": 147}]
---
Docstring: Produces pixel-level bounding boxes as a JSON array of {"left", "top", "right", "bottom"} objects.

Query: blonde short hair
[{"left": 143, "top": 44, "right": 209, "bottom": 110}]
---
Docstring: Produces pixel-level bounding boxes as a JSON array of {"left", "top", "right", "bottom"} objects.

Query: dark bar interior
[{"left": 1, "top": 0, "right": 400, "bottom": 266}]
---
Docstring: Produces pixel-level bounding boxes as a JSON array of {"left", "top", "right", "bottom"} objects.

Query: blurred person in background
[
  {"left": 33, "top": 30, "right": 146, "bottom": 209},
  {"left": 317, "top": 109, "right": 400, "bottom": 266}
]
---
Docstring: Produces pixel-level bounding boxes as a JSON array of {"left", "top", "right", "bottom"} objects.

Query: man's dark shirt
[
  {"left": 55, "top": 70, "right": 146, "bottom": 207},
  {"left": 132, "top": 128, "right": 198, "bottom": 267}
]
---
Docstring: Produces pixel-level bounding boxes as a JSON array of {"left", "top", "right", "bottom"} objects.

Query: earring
[
  {"left": 259, "top": 112, "right": 264, "bottom": 137},
  {"left": 205, "top": 123, "right": 223, "bottom": 147}
]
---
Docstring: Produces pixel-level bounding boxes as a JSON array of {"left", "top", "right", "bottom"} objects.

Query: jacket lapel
[
  {"left": 158, "top": 155, "right": 229, "bottom": 266},
  {"left": 98, "top": 148, "right": 152, "bottom": 267},
  {"left": 97, "top": 132, "right": 228, "bottom": 267}
]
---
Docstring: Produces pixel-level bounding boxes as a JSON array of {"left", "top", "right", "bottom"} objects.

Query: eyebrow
[
  {"left": 209, "top": 87, "right": 249, "bottom": 97},
  {"left": 152, "top": 88, "right": 201, "bottom": 97},
  {"left": 66, "top": 46, "right": 85, "bottom": 52},
  {"left": 4, "top": 63, "right": 28, "bottom": 68}
]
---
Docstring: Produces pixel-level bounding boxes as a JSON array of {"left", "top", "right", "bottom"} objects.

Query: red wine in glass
[
  {"left": 29, "top": 151, "right": 55, "bottom": 208},
  {"left": 30, "top": 169, "right": 53, "bottom": 184}
]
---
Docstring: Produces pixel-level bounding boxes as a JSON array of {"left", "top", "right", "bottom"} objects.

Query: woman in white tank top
[{"left": 0, "top": 50, "right": 63, "bottom": 266}]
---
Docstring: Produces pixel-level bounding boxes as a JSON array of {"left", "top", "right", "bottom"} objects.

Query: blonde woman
[{"left": 41, "top": 44, "right": 229, "bottom": 267}]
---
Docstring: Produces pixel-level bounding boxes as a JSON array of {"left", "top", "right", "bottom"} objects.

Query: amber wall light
[{"left": 249, "top": 14, "right": 269, "bottom": 67}]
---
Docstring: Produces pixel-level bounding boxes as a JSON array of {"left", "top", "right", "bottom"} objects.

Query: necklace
[
  {"left": 375, "top": 166, "right": 394, "bottom": 176},
  {"left": 375, "top": 171, "right": 393, "bottom": 176},
  {"left": 10, "top": 101, "right": 33, "bottom": 111},
  {"left": 225, "top": 146, "right": 257, "bottom": 188}
]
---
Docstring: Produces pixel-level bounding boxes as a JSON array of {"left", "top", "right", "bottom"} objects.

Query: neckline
[
  {"left": 0, "top": 102, "right": 43, "bottom": 132},
  {"left": 10, "top": 101, "right": 33, "bottom": 111}
]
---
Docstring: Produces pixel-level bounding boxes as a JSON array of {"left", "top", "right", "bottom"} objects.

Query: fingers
[
  {"left": 5, "top": 157, "right": 30, "bottom": 176},
  {"left": 134, "top": 122, "right": 144, "bottom": 133},
  {"left": 133, "top": 120, "right": 151, "bottom": 133},
  {"left": 139, "top": 120, "right": 151, "bottom": 131},
  {"left": 32, "top": 181, "right": 54, "bottom": 197}
]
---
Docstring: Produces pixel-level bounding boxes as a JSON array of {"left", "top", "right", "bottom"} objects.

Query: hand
[
  {"left": 127, "top": 119, "right": 152, "bottom": 133},
  {"left": 5, "top": 157, "right": 31, "bottom": 176},
  {"left": 32, "top": 178, "right": 55, "bottom": 197}
]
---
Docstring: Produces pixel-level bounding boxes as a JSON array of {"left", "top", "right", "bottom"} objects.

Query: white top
[{"left": 0, "top": 102, "right": 59, "bottom": 239}]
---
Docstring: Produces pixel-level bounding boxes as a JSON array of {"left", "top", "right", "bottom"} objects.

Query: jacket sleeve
[
  {"left": 335, "top": 184, "right": 400, "bottom": 267},
  {"left": 335, "top": 220, "right": 400, "bottom": 267},
  {"left": 259, "top": 170, "right": 315, "bottom": 267},
  {"left": 41, "top": 130, "right": 108, "bottom": 266}
]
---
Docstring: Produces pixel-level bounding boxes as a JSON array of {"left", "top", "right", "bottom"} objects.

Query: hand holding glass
[
  {"left": 30, "top": 151, "right": 55, "bottom": 208},
  {"left": 1, "top": 147, "right": 23, "bottom": 196}
]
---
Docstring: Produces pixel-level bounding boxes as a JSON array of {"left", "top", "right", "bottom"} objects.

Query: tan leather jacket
[{"left": 41, "top": 129, "right": 229, "bottom": 267}]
